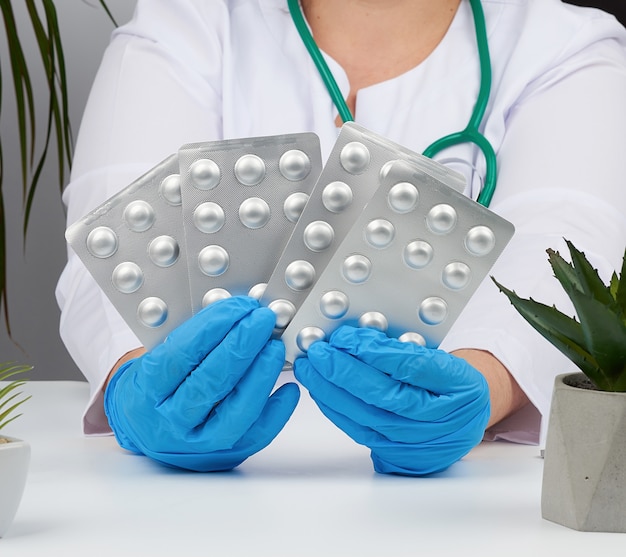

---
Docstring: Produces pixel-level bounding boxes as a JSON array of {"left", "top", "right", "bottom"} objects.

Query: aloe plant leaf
[
  {"left": 546, "top": 247, "right": 584, "bottom": 296},
  {"left": 567, "top": 287, "right": 626, "bottom": 389},
  {"left": 564, "top": 239, "right": 618, "bottom": 309},
  {"left": 610, "top": 247, "right": 626, "bottom": 317},
  {"left": 491, "top": 278, "right": 606, "bottom": 384}
]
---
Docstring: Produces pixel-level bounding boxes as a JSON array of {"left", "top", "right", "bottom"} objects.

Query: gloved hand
[
  {"left": 293, "top": 326, "right": 490, "bottom": 476},
  {"left": 104, "top": 296, "right": 299, "bottom": 472}
]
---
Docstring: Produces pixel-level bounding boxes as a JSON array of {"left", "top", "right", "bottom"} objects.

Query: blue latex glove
[
  {"left": 104, "top": 296, "right": 299, "bottom": 472},
  {"left": 293, "top": 326, "right": 490, "bottom": 476}
]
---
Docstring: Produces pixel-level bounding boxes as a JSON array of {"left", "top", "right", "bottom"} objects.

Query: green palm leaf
[
  {"left": 0, "top": 362, "right": 32, "bottom": 431},
  {"left": 0, "top": 1, "right": 116, "bottom": 332}
]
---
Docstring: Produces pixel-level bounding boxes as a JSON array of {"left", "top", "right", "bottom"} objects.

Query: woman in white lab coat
[{"left": 57, "top": 0, "right": 626, "bottom": 474}]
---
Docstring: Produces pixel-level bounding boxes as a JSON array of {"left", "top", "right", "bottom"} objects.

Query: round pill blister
[
  {"left": 340, "top": 142, "right": 370, "bottom": 174},
  {"left": 159, "top": 174, "right": 182, "bottom": 206},
  {"left": 86, "top": 226, "right": 118, "bottom": 259},
  {"left": 296, "top": 326, "right": 326, "bottom": 352},
  {"left": 365, "top": 219, "right": 395, "bottom": 249},
  {"left": 358, "top": 311, "right": 388, "bottom": 332},
  {"left": 426, "top": 204, "right": 457, "bottom": 234},
  {"left": 418, "top": 297, "right": 448, "bottom": 325},
  {"left": 342, "top": 254, "right": 372, "bottom": 284},
  {"left": 285, "top": 260, "right": 316, "bottom": 291},
  {"left": 239, "top": 197, "right": 271, "bottom": 229},
  {"left": 304, "top": 220, "right": 334, "bottom": 252},
  {"left": 442, "top": 261, "right": 471, "bottom": 290},
  {"left": 198, "top": 245, "right": 229, "bottom": 277},
  {"left": 248, "top": 283, "right": 267, "bottom": 300},
  {"left": 269, "top": 299, "right": 297, "bottom": 329},
  {"left": 319, "top": 290, "right": 350, "bottom": 319},
  {"left": 148, "top": 235, "right": 180, "bottom": 268},
  {"left": 284, "top": 192, "right": 310, "bottom": 223},
  {"left": 202, "top": 288, "right": 231, "bottom": 307},
  {"left": 399, "top": 331, "right": 427, "bottom": 346},
  {"left": 465, "top": 225, "right": 496, "bottom": 256},
  {"left": 322, "top": 181, "right": 353, "bottom": 213},
  {"left": 234, "top": 154, "right": 265, "bottom": 186},
  {"left": 123, "top": 200, "right": 155, "bottom": 232},
  {"left": 379, "top": 160, "right": 398, "bottom": 181},
  {"left": 112, "top": 262, "right": 144, "bottom": 294},
  {"left": 404, "top": 240, "right": 434, "bottom": 269},
  {"left": 193, "top": 202, "right": 225, "bottom": 234},
  {"left": 190, "top": 158, "right": 221, "bottom": 190},
  {"left": 388, "top": 182, "right": 419, "bottom": 214},
  {"left": 279, "top": 149, "right": 311, "bottom": 181},
  {"left": 137, "top": 297, "right": 168, "bottom": 328}
]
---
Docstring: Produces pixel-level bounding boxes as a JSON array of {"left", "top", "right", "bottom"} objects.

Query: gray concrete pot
[{"left": 541, "top": 372, "right": 626, "bottom": 532}]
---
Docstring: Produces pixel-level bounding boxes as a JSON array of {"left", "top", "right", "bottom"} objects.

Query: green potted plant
[
  {"left": 0, "top": 0, "right": 117, "bottom": 331},
  {"left": 492, "top": 239, "right": 626, "bottom": 532},
  {"left": 0, "top": 362, "right": 32, "bottom": 538}
]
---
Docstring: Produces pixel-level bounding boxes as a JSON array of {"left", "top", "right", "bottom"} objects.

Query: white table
[{"left": 1, "top": 381, "right": 623, "bottom": 555}]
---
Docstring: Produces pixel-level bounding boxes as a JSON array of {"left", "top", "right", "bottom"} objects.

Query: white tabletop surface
[{"left": 1, "top": 380, "right": 624, "bottom": 556}]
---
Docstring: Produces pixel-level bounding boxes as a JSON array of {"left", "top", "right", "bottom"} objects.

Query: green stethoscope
[{"left": 287, "top": 0, "right": 496, "bottom": 207}]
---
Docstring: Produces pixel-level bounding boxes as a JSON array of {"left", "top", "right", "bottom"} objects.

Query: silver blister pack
[
  {"left": 280, "top": 159, "right": 515, "bottom": 363},
  {"left": 178, "top": 133, "right": 322, "bottom": 313},
  {"left": 260, "top": 122, "right": 466, "bottom": 332},
  {"left": 65, "top": 154, "right": 190, "bottom": 349}
]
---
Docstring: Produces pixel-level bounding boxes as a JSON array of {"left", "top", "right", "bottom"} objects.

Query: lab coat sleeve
[
  {"left": 440, "top": 36, "right": 626, "bottom": 445},
  {"left": 55, "top": 0, "right": 230, "bottom": 434}
]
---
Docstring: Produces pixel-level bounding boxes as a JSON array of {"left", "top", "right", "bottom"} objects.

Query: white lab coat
[{"left": 56, "top": 0, "right": 626, "bottom": 443}]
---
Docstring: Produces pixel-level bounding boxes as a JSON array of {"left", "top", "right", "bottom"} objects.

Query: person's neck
[{"left": 300, "top": 0, "right": 462, "bottom": 120}]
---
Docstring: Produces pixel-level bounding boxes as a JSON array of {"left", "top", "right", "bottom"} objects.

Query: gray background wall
[{"left": 0, "top": 1, "right": 137, "bottom": 380}]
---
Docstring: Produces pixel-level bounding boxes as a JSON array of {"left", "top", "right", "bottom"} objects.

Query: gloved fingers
[
  {"left": 311, "top": 394, "right": 387, "bottom": 449},
  {"left": 228, "top": 381, "right": 300, "bottom": 458},
  {"left": 136, "top": 296, "right": 260, "bottom": 399},
  {"left": 194, "top": 340, "right": 286, "bottom": 450},
  {"left": 296, "top": 357, "right": 440, "bottom": 442},
  {"left": 139, "top": 383, "right": 300, "bottom": 472},
  {"left": 370, "top": 409, "right": 492, "bottom": 476},
  {"left": 161, "top": 307, "right": 278, "bottom": 429},
  {"left": 302, "top": 341, "right": 474, "bottom": 423},
  {"left": 329, "top": 326, "right": 489, "bottom": 398}
]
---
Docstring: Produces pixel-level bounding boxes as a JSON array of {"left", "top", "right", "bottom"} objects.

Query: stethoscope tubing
[{"left": 287, "top": 0, "right": 497, "bottom": 207}]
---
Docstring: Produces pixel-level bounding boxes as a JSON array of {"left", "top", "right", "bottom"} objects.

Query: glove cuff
[{"left": 103, "top": 360, "right": 141, "bottom": 454}]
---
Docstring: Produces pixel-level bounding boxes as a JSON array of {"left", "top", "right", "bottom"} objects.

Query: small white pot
[
  {"left": 541, "top": 373, "right": 626, "bottom": 532},
  {"left": 0, "top": 436, "right": 31, "bottom": 538}
]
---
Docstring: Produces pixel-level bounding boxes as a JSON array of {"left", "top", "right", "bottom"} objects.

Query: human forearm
[
  {"left": 104, "top": 347, "right": 147, "bottom": 391},
  {"left": 452, "top": 348, "right": 529, "bottom": 428}
]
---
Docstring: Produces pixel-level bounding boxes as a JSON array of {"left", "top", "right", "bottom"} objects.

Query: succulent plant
[
  {"left": 0, "top": 363, "right": 32, "bottom": 433},
  {"left": 492, "top": 239, "right": 626, "bottom": 392}
]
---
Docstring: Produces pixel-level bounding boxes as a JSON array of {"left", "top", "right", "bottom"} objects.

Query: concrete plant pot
[
  {"left": 0, "top": 436, "right": 30, "bottom": 538},
  {"left": 541, "top": 373, "right": 626, "bottom": 532}
]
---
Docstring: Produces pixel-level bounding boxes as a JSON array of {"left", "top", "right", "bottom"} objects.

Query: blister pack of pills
[
  {"left": 260, "top": 122, "right": 467, "bottom": 333},
  {"left": 66, "top": 133, "right": 323, "bottom": 349},
  {"left": 279, "top": 159, "right": 515, "bottom": 363},
  {"left": 66, "top": 124, "right": 514, "bottom": 362},
  {"left": 178, "top": 133, "right": 322, "bottom": 313},
  {"left": 65, "top": 154, "right": 190, "bottom": 350}
]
